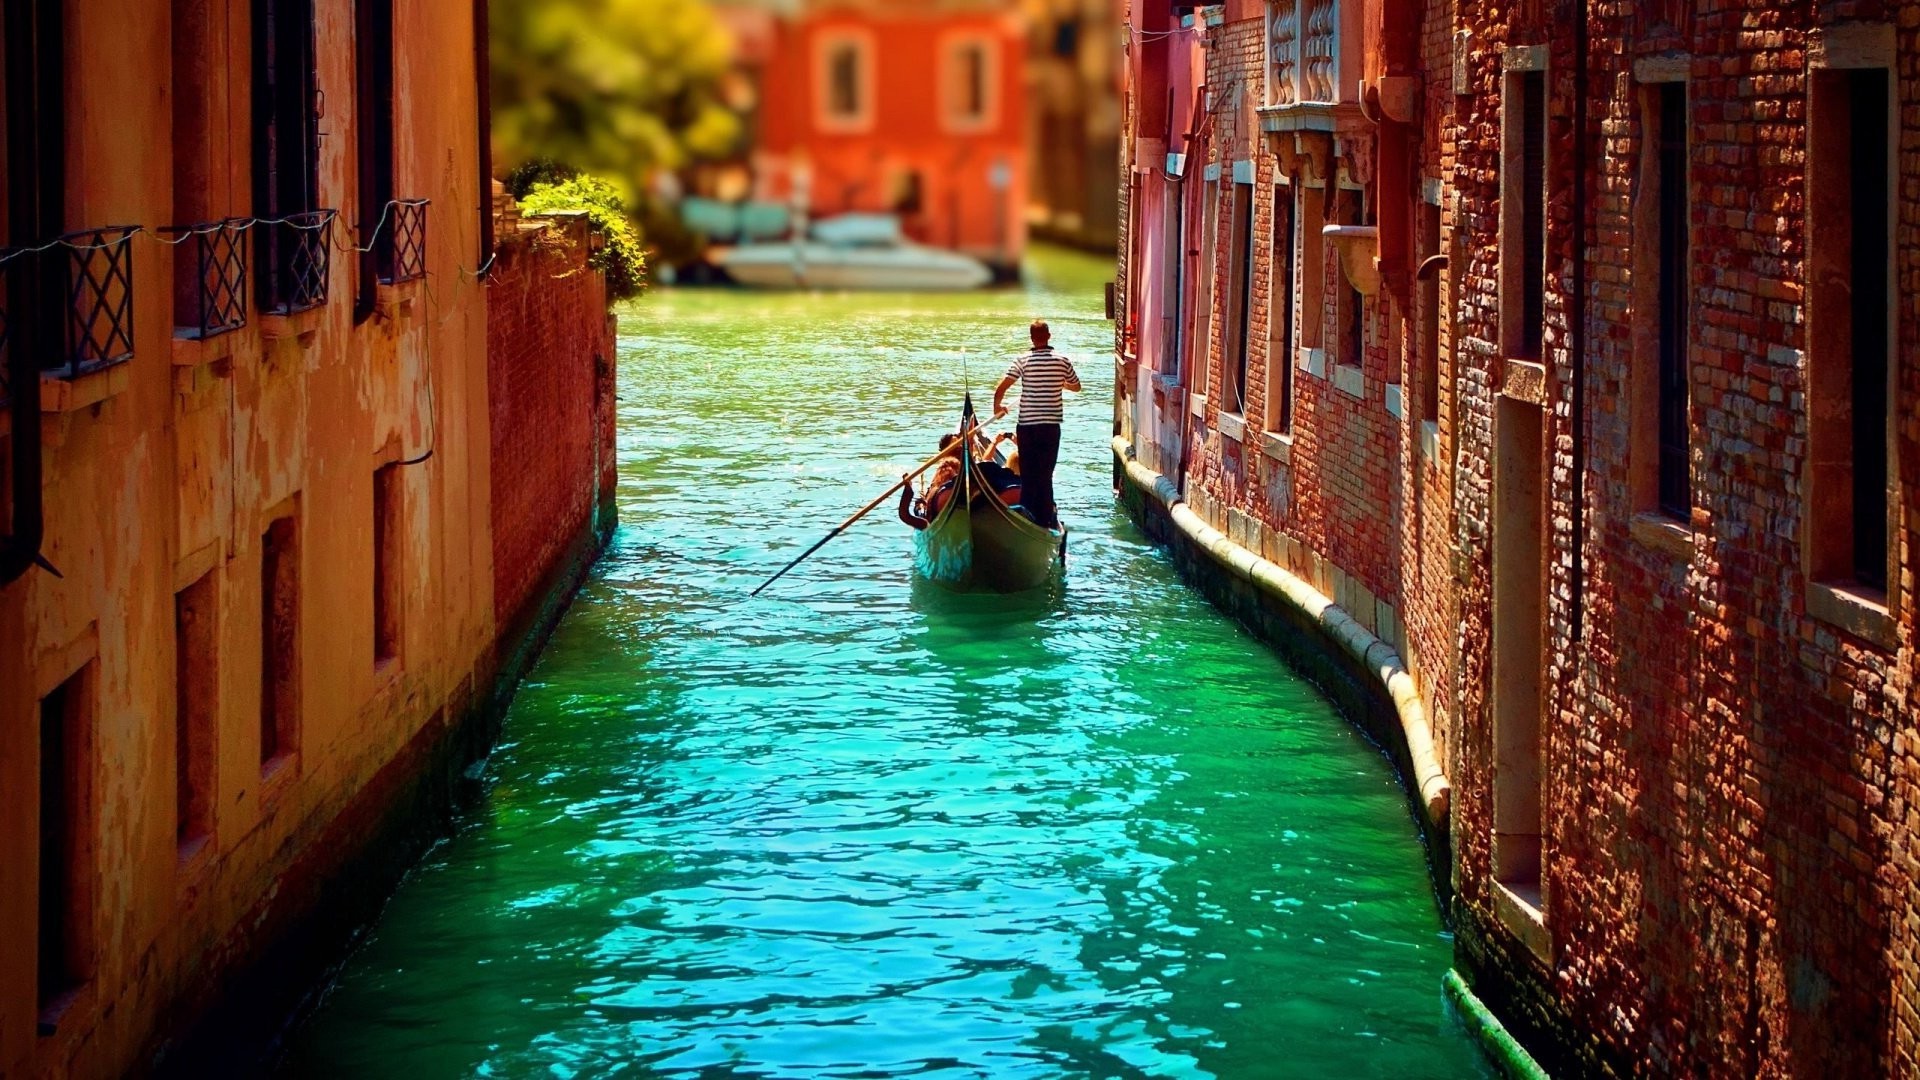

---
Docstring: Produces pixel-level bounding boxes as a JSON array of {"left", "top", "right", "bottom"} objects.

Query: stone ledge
[
  {"left": 1261, "top": 430, "right": 1293, "bottom": 464},
  {"left": 1629, "top": 512, "right": 1693, "bottom": 559},
  {"left": 1216, "top": 411, "right": 1246, "bottom": 442},
  {"left": 1111, "top": 436, "right": 1450, "bottom": 830},
  {"left": 1806, "top": 581, "right": 1897, "bottom": 651},
  {"left": 1333, "top": 364, "right": 1365, "bottom": 399}
]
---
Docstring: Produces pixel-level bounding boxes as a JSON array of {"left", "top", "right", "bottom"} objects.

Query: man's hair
[{"left": 1029, "top": 319, "right": 1050, "bottom": 344}]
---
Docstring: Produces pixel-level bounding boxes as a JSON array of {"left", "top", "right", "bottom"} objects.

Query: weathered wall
[
  {"left": 0, "top": 1, "right": 614, "bottom": 1075},
  {"left": 486, "top": 208, "right": 618, "bottom": 647},
  {"left": 1117, "top": 0, "right": 1918, "bottom": 1074}
]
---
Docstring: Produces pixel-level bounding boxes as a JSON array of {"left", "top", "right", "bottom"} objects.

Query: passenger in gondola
[{"left": 897, "top": 440, "right": 964, "bottom": 530}]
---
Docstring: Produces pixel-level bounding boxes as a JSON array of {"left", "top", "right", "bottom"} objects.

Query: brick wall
[
  {"left": 1118, "top": 0, "right": 1919, "bottom": 1073},
  {"left": 486, "top": 210, "right": 617, "bottom": 640}
]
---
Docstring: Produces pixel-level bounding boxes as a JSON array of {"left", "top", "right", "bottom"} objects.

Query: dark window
[
  {"left": 960, "top": 45, "right": 987, "bottom": 119},
  {"left": 1655, "top": 83, "right": 1691, "bottom": 519},
  {"left": 374, "top": 464, "right": 402, "bottom": 665},
  {"left": 261, "top": 515, "right": 300, "bottom": 769},
  {"left": 6, "top": 0, "right": 67, "bottom": 375},
  {"left": 1273, "top": 185, "right": 1296, "bottom": 433},
  {"left": 1337, "top": 191, "right": 1364, "bottom": 370},
  {"left": 1520, "top": 70, "right": 1546, "bottom": 360},
  {"left": 1164, "top": 180, "right": 1186, "bottom": 380},
  {"left": 176, "top": 573, "right": 218, "bottom": 855},
  {"left": 828, "top": 44, "right": 861, "bottom": 118},
  {"left": 355, "top": 0, "right": 396, "bottom": 320},
  {"left": 38, "top": 667, "right": 92, "bottom": 1020},
  {"left": 1846, "top": 69, "right": 1890, "bottom": 590},
  {"left": 1419, "top": 202, "right": 1441, "bottom": 424},
  {"left": 1052, "top": 18, "right": 1080, "bottom": 59},
  {"left": 1226, "top": 182, "right": 1255, "bottom": 413},
  {"left": 253, "top": 0, "right": 322, "bottom": 311}
]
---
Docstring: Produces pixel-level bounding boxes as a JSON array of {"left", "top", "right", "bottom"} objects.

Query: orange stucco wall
[
  {"left": 0, "top": 0, "right": 522, "bottom": 1073},
  {"left": 758, "top": 2, "right": 1029, "bottom": 266}
]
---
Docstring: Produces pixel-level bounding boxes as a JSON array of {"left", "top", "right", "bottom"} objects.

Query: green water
[{"left": 280, "top": 248, "right": 1485, "bottom": 1078}]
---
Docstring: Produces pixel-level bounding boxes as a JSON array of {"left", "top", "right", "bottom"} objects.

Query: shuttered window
[{"left": 1655, "top": 83, "right": 1690, "bottom": 519}]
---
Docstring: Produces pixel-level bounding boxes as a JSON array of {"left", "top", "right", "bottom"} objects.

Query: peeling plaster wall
[{"left": 0, "top": 0, "right": 610, "bottom": 1075}]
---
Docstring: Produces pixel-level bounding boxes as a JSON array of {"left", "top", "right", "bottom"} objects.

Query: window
[
  {"left": 1193, "top": 178, "right": 1220, "bottom": 396},
  {"left": 261, "top": 514, "right": 300, "bottom": 770},
  {"left": 176, "top": 572, "right": 219, "bottom": 858},
  {"left": 1807, "top": 64, "right": 1893, "bottom": 595},
  {"left": 1269, "top": 183, "right": 1297, "bottom": 433},
  {"left": 374, "top": 464, "right": 403, "bottom": 666},
  {"left": 1501, "top": 67, "right": 1547, "bottom": 361},
  {"left": 172, "top": 0, "right": 243, "bottom": 336},
  {"left": 1493, "top": 397, "right": 1546, "bottom": 903},
  {"left": 1418, "top": 201, "right": 1441, "bottom": 425},
  {"left": 1162, "top": 180, "right": 1186, "bottom": 381},
  {"left": 1223, "top": 179, "right": 1255, "bottom": 415},
  {"left": 944, "top": 40, "right": 996, "bottom": 131},
  {"left": 1654, "top": 83, "right": 1690, "bottom": 519},
  {"left": 7, "top": 0, "right": 67, "bottom": 365},
  {"left": 818, "top": 35, "right": 873, "bottom": 131},
  {"left": 1334, "top": 189, "right": 1365, "bottom": 371},
  {"left": 254, "top": 0, "right": 324, "bottom": 312},
  {"left": 38, "top": 664, "right": 95, "bottom": 1024},
  {"left": 355, "top": 0, "right": 396, "bottom": 321}
]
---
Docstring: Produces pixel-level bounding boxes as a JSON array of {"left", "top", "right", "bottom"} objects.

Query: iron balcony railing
[
  {"left": 378, "top": 198, "right": 429, "bottom": 285},
  {"left": 259, "top": 208, "right": 336, "bottom": 315},
  {"left": 52, "top": 226, "right": 139, "bottom": 379},
  {"left": 161, "top": 217, "right": 249, "bottom": 339}
]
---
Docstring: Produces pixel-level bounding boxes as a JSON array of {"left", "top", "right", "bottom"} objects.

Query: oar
[{"left": 748, "top": 420, "right": 995, "bottom": 597}]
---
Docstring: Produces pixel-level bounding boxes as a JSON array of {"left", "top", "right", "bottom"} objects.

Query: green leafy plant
[{"left": 520, "top": 175, "right": 648, "bottom": 303}]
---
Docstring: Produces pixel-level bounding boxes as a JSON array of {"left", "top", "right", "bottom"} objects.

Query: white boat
[{"left": 717, "top": 213, "right": 993, "bottom": 291}]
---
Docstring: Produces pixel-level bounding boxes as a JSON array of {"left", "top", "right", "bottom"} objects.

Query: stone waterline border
[
  {"left": 1111, "top": 437, "right": 1449, "bottom": 826},
  {"left": 1111, "top": 437, "right": 1549, "bottom": 1078}
]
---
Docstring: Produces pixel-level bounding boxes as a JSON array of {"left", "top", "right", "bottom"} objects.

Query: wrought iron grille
[
  {"left": 379, "top": 199, "right": 429, "bottom": 284},
  {"left": 259, "top": 209, "right": 335, "bottom": 314},
  {"left": 50, "top": 226, "right": 138, "bottom": 379},
  {"left": 162, "top": 218, "right": 249, "bottom": 339}
]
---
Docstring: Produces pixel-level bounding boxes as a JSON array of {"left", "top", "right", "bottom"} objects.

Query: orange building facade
[
  {"left": 757, "top": 0, "right": 1029, "bottom": 276},
  {"left": 0, "top": 0, "right": 613, "bottom": 1074}
]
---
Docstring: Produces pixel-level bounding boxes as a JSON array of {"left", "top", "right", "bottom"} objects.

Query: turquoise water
[{"left": 280, "top": 248, "right": 1485, "bottom": 1078}]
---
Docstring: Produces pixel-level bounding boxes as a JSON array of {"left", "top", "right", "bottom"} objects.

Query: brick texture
[
  {"left": 486, "top": 212, "right": 617, "bottom": 638},
  {"left": 1117, "top": 0, "right": 1919, "bottom": 1073}
]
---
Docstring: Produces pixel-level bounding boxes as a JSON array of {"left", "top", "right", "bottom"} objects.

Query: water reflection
[{"left": 279, "top": 249, "right": 1486, "bottom": 1079}]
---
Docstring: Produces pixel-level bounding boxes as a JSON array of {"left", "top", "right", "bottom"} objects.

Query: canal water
[{"left": 280, "top": 248, "right": 1486, "bottom": 1078}]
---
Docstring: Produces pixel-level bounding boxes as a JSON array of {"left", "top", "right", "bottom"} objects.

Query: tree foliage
[
  {"left": 520, "top": 175, "right": 649, "bottom": 303},
  {"left": 490, "top": 0, "right": 743, "bottom": 201}
]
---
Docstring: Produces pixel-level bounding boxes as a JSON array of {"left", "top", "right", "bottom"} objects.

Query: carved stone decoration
[
  {"left": 1301, "top": 0, "right": 1337, "bottom": 103},
  {"left": 1268, "top": 1, "right": 1298, "bottom": 107}
]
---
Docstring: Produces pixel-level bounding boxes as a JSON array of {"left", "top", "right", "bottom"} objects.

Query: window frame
[
  {"left": 815, "top": 29, "right": 877, "bottom": 134},
  {"left": 940, "top": 34, "right": 1000, "bottom": 134},
  {"left": 1803, "top": 25, "right": 1900, "bottom": 641}
]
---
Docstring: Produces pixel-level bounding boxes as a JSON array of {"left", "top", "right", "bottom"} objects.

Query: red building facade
[
  {"left": 1114, "top": 0, "right": 1917, "bottom": 1073},
  {"left": 757, "top": 0, "right": 1029, "bottom": 274}
]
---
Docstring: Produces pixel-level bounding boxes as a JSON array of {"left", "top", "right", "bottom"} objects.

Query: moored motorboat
[
  {"left": 717, "top": 213, "right": 993, "bottom": 291},
  {"left": 912, "top": 421, "right": 1064, "bottom": 593}
]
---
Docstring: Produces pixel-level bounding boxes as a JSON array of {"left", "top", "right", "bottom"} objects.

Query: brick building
[
  {"left": 1113, "top": 0, "right": 1916, "bottom": 1073},
  {"left": 0, "top": 0, "right": 615, "bottom": 1073}
]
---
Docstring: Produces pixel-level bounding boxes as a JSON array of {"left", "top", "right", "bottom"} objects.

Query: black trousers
[{"left": 1016, "top": 422, "right": 1062, "bottom": 528}]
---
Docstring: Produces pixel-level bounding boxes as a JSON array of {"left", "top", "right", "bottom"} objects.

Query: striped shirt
[{"left": 1003, "top": 348, "right": 1079, "bottom": 425}]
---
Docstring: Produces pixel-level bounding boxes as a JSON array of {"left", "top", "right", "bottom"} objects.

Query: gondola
[{"left": 912, "top": 402, "right": 1066, "bottom": 593}]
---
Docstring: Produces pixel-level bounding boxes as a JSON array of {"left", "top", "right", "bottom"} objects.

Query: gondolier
[{"left": 992, "top": 320, "right": 1080, "bottom": 529}]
